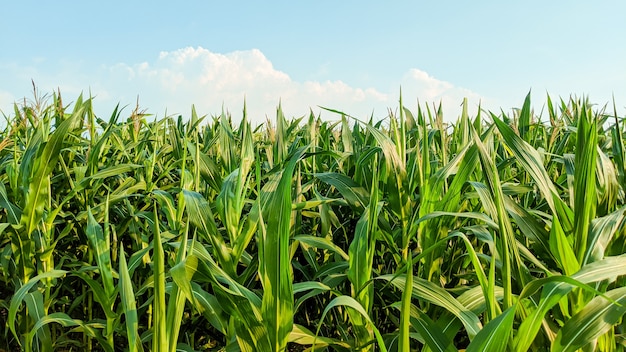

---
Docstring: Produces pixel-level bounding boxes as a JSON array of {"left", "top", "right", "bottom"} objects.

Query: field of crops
[{"left": 0, "top": 90, "right": 625, "bottom": 351}]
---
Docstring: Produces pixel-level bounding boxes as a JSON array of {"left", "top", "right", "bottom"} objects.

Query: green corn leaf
[
  {"left": 573, "top": 100, "right": 598, "bottom": 261},
  {"left": 347, "top": 179, "right": 383, "bottom": 347},
  {"left": 71, "top": 271, "right": 115, "bottom": 319},
  {"left": 435, "top": 142, "right": 478, "bottom": 212},
  {"left": 190, "top": 282, "right": 228, "bottom": 334},
  {"left": 20, "top": 103, "right": 81, "bottom": 240},
  {"left": 515, "top": 254, "right": 626, "bottom": 351},
  {"left": 24, "top": 290, "right": 52, "bottom": 351},
  {"left": 583, "top": 205, "right": 626, "bottom": 265},
  {"left": 293, "top": 234, "right": 349, "bottom": 261},
  {"left": 152, "top": 190, "right": 178, "bottom": 229},
  {"left": 8, "top": 270, "right": 67, "bottom": 343},
  {"left": 315, "top": 172, "right": 370, "bottom": 209},
  {"left": 0, "top": 182, "right": 21, "bottom": 224},
  {"left": 191, "top": 232, "right": 273, "bottom": 351},
  {"left": 216, "top": 114, "right": 254, "bottom": 245},
  {"left": 166, "top": 252, "right": 195, "bottom": 351},
  {"left": 552, "top": 286, "right": 626, "bottom": 352},
  {"left": 379, "top": 274, "right": 482, "bottom": 339},
  {"left": 290, "top": 324, "right": 350, "bottom": 349},
  {"left": 473, "top": 127, "right": 527, "bottom": 309},
  {"left": 456, "top": 285, "right": 505, "bottom": 313},
  {"left": 183, "top": 189, "right": 233, "bottom": 273},
  {"left": 119, "top": 247, "right": 143, "bottom": 352},
  {"left": 86, "top": 163, "right": 143, "bottom": 181},
  {"left": 257, "top": 147, "right": 306, "bottom": 351},
  {"left": 549, "top": 211, "right": 579, "bottom": 275},
  {"left": 347, "top": 202, "right": 382, "bottom": 305},
  {"left": 152, "top": 207, "right": 167, "bottom": 352},
  {"left": 316, "top": 295, "right": 388, "bottom": 352},
  {"left": 492, "top": 112, "right": 564, "bottom": 215},
  {"left": 294, "top": 284, "right": 334, "bottom": 312},
  {"left": 85, "top": 207, "right": 115, "bottom": 299},
  {"left": 293, "top": 281, "right": 333, "bottom": 294},
  {"left": 86, "top": 103, "right": 121, "bottom": 171},
  {"left": 14, "top": 102, "right": 81, "bottom": 283},
  {"left": 466, "top": 306, "right": 516, "bottom": 352},
  {"left": 27, "top": 313, "right": 108, "bottom": 352},
  {"left": 213, "top": 288, "right": 271, "bottom": 351},
  {"left": 188, "top": 143, "right": 222, "bottom": 192},
  {"left": 518, "top": 91, "right": 532, "bottom": 141},
  {"left": 191, "top": 243, "right": 262, "bottom": 307},
  {"left": 170, "top": 255, "right": 197, "bottom": 304},
  {"left": 394, "top": 302, "right": 458, "bottom": 352}
]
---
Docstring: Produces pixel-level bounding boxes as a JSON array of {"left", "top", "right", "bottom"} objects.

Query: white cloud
[
  {"left": 399, "top": 69, "right": 489, "bottom": 120},
  {"left": 1, "top": 47, "right": 490, "bottom": 125},
  {"left": 105, "top": 47, "right": 395, "bottom": 123}
]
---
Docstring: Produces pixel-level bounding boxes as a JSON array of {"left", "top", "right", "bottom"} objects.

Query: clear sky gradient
[{"left": 1, "top": 1, "right": 624, "bottom": 124}]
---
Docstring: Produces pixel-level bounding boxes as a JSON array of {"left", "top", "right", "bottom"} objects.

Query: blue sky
[{"left": 1, "top": 1, "right": 625, "bottom": 124}]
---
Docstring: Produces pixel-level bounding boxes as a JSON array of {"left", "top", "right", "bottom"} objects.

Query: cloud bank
[{"left": 1, "top": 47, "right": 489, "bottom": 125}]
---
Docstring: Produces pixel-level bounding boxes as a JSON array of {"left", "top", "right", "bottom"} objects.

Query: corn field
[{"left": 1, "top": 90, "right": 625, "bottom": 351}]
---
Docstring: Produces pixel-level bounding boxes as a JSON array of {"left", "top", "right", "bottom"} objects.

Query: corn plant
[{"left": 1, "top": 89, "right": 625, "bottom": 352}]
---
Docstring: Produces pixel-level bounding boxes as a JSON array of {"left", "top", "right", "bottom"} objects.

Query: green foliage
[{"left": 0, "top": 90, "right": 625, "bottom": 351}]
